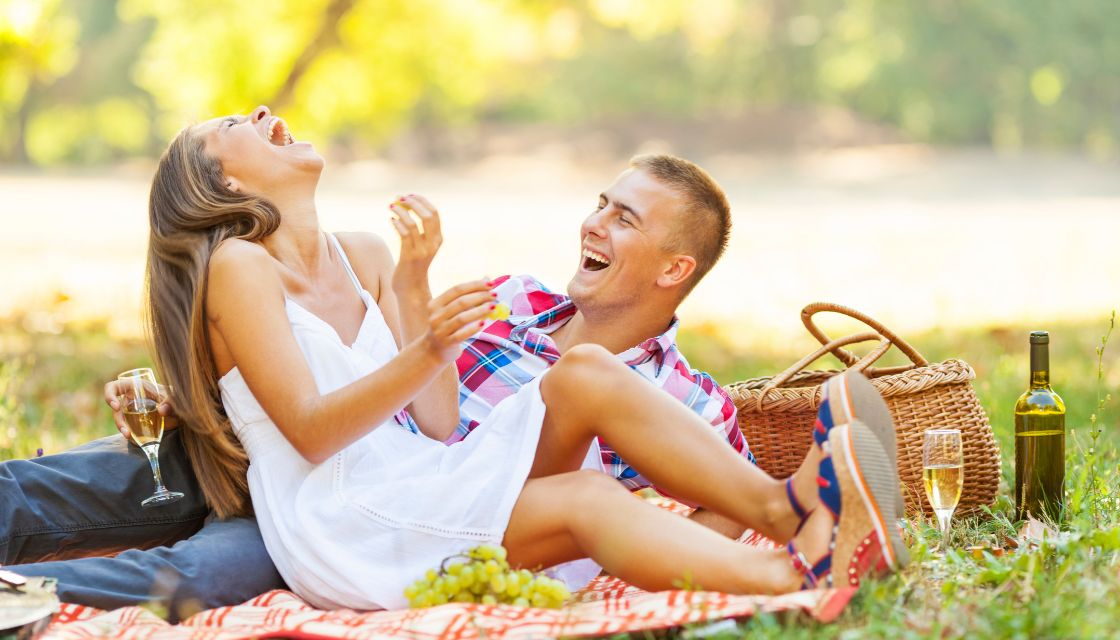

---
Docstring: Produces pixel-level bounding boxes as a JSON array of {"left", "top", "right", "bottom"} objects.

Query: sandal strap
[
  {"left": 787, "top": 539, "right": 835, "bottom": 590},
  {"left": 785, "top": 477, "right": 809, "bottom": 521}
]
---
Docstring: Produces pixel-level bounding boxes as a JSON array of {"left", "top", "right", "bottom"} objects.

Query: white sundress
[{"left": 217, "top": 234, "right": 589, "bottom": 611}]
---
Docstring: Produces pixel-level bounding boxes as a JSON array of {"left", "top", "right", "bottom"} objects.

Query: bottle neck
[{"left": 1030, "top": 342, "right": 1051, "bottom": 389}]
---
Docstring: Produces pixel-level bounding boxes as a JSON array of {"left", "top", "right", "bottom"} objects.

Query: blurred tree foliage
[{"left": 1, "top": 0, "right": 1117, "bottom": 164}]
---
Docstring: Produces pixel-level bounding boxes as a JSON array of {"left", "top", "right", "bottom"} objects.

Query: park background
[{"left": 2, "top": 0, "right": 1120, "bottom": 637}]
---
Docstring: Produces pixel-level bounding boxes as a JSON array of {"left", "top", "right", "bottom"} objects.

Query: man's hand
[
  {"left": 389, "top": 194, "right": 442, "bottom": 296},
  {"left": 103, "top": 379, "right": 176, "bottom": 440}
]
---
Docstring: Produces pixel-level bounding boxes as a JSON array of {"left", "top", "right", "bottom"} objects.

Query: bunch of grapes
[{"left": 404, "top": 544, "right": 571, "bottom": 609}]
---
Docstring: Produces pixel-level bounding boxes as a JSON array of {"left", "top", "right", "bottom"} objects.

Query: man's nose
[
  {"left": 251, "top": 106, "right": 271, "bottom": 122},
  {"left": 582, "top": 210, "right": 608, "bottom": 236}
]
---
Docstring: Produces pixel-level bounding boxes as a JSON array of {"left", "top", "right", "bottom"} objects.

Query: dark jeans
[{"left": 1, "top": 430, "right": 285, "bottom": 622}]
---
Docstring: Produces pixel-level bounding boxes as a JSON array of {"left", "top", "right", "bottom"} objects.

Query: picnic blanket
[{"left": 39, "top": 501, "right": 855, "bottom": 639}]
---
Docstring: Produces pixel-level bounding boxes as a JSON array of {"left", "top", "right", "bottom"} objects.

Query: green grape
[
  {"left": 443, "top": 575, "right": 461, "bottom": 595},
  {"left": 505, "top": 573, "right": 521, "bottom": 598},
  {"left": 453, "top": 591, "right": 473, "bottom": 603},
  {"left": 405, "top": 544, "right": 570, "bottom": 609}
]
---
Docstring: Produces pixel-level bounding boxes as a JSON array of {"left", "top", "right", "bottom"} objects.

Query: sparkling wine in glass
[
  {"left": 118, "top": 367, "right": 184, "bottom": 508},
  {"left": 923, "top": 429, "right": 963, "bottom": 552}
]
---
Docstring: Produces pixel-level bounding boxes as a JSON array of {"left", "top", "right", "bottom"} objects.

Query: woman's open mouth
[
  {"left": 581, "top": 248, "right": 611, "bottom": 272},
  {"left": 267, "top": 117, "right": 294, "bottom": 146}
]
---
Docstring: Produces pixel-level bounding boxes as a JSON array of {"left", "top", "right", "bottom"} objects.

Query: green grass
[
  {"left": 677, "top": 315, "right": 1120, "bottom": 639},
  {"left": 3, "top": 310, "right": 1119, "bottom": 637}
]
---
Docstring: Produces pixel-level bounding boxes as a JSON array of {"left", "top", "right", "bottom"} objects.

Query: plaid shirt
[{"left": 452, "top": 274, "right": 752, "bottom": 497}]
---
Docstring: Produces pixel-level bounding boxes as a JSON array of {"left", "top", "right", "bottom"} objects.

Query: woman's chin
[{"left": 287, "top": 144, "right": 326, "bottom": 172}]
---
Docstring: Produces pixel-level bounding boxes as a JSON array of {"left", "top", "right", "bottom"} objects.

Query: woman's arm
[
  {"left": 207, "top": 239, "right": 492, "bottom": 464},
  {"left": 336, "top": 228, "right": 469, "bottom": 441},
  {"left": 385, "top": 195, "right": 482, "bottom": 440}
]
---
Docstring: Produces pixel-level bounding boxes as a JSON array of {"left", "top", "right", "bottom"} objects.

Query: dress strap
[{"left": 328, "top": 233, "right": 365, "bottom": 297}]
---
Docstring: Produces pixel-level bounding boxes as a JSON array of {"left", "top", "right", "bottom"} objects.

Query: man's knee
[{"left": 546, "top": 344, "right": 621, "bottom": 398}]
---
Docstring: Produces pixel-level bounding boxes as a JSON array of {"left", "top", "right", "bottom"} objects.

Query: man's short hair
[{"left": 630, "top": 153, "right": 731, "bottom": 296}]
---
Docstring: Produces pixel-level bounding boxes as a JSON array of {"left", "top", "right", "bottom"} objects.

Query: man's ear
[{"left": 656, "top": 254, "right": 697, "bottom": 290}]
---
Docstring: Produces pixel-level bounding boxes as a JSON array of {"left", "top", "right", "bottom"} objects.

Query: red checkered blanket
[
  {"left": 40, "top": 502, "right": 855, "bottom": 639},
  {"left": 43, "top": 574, "right": 852, "bottom": 640}
]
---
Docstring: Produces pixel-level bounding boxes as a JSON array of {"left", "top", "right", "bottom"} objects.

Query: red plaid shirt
[{"left": 452, "top": 275, "right": 752, "bottom": 497}]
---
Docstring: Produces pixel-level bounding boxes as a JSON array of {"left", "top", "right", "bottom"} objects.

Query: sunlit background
[
  {"left": 5, "top": 6, "right": 1120, "bottom": 631},
  {"left": 2, "top": 0, "right": 1118, "bottom": 345}
]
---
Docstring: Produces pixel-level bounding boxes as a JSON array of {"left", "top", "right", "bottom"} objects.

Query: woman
[{"left": 144, "top": 105, "right": 905, "bottom": 610}]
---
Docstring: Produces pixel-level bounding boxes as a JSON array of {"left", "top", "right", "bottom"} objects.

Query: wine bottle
[{"left": 1014, "top": 331, "right": 1066, "bottom": 521}]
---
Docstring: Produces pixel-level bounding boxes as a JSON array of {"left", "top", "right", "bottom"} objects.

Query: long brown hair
[{"left": 145, "top": 127, "right": 281, "bottom": 518}]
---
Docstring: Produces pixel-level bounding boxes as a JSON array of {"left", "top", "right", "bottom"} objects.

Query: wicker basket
[{"left": 725, "top": 302, "right": 1001, "bottom": 517}]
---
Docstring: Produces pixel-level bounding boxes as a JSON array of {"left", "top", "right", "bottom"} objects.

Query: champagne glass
[
  {"left": 118, "top": 367, "right": 184, "bottom": 508},
  {"left": 923, "top": 429, "right": 964, "bottom": 552}
]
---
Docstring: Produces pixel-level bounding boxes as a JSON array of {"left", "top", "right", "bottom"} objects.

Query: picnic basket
[{"left": 725, "top": 302, "right": 1001, "bottom": 517}]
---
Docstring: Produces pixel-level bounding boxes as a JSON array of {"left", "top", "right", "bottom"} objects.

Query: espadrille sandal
[
  {"left": 787, "top": 421, "right": 904, "bottom": 589},
  {"left": 815, "top": 372, "right": 908, "bottom": 567}
]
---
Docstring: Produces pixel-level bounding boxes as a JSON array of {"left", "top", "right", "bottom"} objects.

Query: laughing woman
[{"left": 146, "top": 105, "right": 906, "bottom": 610}]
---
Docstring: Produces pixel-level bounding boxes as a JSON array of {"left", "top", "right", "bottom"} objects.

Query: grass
[{"left": 3, "top": 308, "right": 1119, "bottom": 637}]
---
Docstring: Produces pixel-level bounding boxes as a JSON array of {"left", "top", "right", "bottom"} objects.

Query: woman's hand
[
  {"left": 422, "top": 280, "right": 498, "bottom": 363},
  {"left": 103, "top": 379, "right": 177, "bottom": 440},
  {"left": 389, "top": 194, "right": 442, "bottom": 297}
]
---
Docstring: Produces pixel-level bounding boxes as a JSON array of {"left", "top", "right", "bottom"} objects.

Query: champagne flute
[
  {"left": 118, "top": 367, "right": 184, "bottom": 508},
  {"left": 923, "top": 429, "right": 964, "bottom": 552}
]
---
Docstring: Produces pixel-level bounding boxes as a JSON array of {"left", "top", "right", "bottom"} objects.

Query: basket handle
[
  {"left": 801, "top": 302, "right": 930, "bottom": 369},
  {"left": 756, "top": 331, "right": 891, "bottom": 412}
]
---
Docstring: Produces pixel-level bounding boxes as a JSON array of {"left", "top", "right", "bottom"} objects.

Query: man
[{"left": 0, "top": 154, "right": 806, "bottom": 619}]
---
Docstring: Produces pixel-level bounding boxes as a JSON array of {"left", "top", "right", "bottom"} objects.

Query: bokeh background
[
  {"left": 2, "top": 0, "right": 1118, "bottom": 456},
  {"left": 5, "top": 5, "right": 1120, "bottom": 635}
]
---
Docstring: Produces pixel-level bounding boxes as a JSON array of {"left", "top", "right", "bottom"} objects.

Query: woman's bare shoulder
[
  {"left": 334, "top": 232, "right": 394, "bottom": 294},
  {"left": 334, "top": 231, "right": 392, "bottom": 259},
  {"left": 207, "top": 239, "right": 283, "bottom": 320},
  {"left": 210, "top": 237, "right": 272, "bottom": 267}
]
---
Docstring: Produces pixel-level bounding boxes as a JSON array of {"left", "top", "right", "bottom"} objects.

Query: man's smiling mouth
[{"left": 582, "top": 248, "right": 611, "bottom": 272}]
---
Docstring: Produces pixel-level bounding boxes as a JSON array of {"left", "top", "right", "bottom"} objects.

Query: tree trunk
[{"left": 269, "top": 0, "right": 358, "bottom": 111}]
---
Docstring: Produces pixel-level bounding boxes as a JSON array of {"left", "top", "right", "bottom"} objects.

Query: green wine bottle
[{"left": 1014, "top": 331, "right": 1066, "bottom": 521}]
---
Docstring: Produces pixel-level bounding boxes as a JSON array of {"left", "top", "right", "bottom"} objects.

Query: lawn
[{"left": 2, "top": 309, "right": 1119, "bottom": 638}]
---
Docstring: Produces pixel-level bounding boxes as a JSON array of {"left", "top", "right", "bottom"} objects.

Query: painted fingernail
[
  {"left": 490, "top": 292, "right": 498, "bottom": 298},
  {"left": 489, "top": 303, "right": 497, "bottom": 310},
  {"left": 478, "top": 320, "right": 485, "bottom": 327}
]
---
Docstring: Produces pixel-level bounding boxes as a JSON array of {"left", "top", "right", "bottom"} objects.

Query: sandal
[
  {"left": 788, "top": 420, "right": 904, "bottom": 588},
  {"left": 815, "top": 372, "right": 908, "bottom": 565}
]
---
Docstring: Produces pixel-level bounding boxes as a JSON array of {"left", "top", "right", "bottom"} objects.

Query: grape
[
  {"left": 404, "top": 544, "right": 571, "bottom": 609},
  {"left": 486, "top": 303, "right": 511, "bottom": 321}
]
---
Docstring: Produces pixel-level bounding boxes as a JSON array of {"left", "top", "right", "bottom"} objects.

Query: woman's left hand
[{"left": 389, "top": 194, "right": 442, "bottom": 295}]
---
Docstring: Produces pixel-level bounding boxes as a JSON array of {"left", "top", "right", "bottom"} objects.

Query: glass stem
[
  {"left": 936, "top": 508, "right": 954, "bottom": 549},
  {"left": 142, "top": 443, "right": 168, "bottom": 493}
]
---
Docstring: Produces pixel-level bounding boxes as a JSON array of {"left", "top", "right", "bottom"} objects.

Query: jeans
[{"left": 1, "top": 430, "right": 285, "bottom": 622}]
